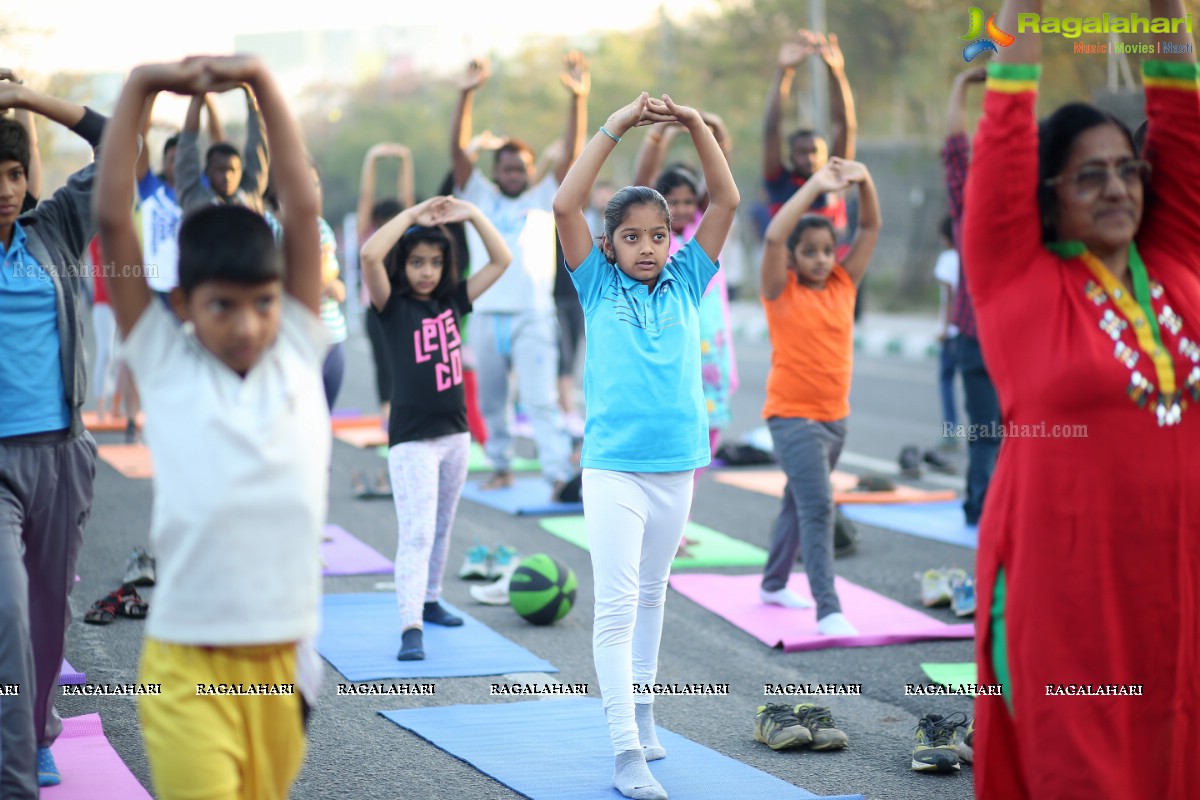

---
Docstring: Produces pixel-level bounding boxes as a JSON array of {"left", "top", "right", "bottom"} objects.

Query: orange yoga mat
[
  {"left": 331, "top": 414, "right": 383, "bottom": 432},
  {"left": 82, "top": 411, "right": 142, "bottom": 433},
  {"left": 97, "top": 444, "right": 154, "bottom": 479},
  {"left": 713, "top": 469, "right": 957, "bottom": 505},
  {"left": 334, "top": 426, "right": 388, "bottom": 448}
]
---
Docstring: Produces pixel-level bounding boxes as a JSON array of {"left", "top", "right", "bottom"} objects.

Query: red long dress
[{"left": 964, "top": 61, "right": 1200, "bottom": 799}]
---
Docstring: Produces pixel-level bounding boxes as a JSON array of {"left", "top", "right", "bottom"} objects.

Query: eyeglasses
[{"left": 1043, "top": 159, "right": 1152, "bottom": 198}]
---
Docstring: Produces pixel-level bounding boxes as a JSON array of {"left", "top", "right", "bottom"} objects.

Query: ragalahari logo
[{"left": 961, "top": 7, "right": 1015, "bottom": 62}]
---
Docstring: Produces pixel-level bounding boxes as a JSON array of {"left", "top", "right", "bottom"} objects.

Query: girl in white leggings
[
  {"left": 553, "top": 92, "right": 740, "bottom": 800},
  {"left": 360, "top": 195, "right": 511, "bottom": 661}
]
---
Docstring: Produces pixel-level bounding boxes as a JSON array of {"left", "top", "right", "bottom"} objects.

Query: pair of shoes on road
[
  {"left": 754, "top": 703, "right": 849, "bottom": 751},
  {"left": 922, "top": 447, "right": 958, "bottom": 475},
  {"left": 916, "top": 567, "right": 971, "bottom": 611},
  {"left": 123, "top": 546, "right": 155, "bottom": 586},
  {"left": 83, "top": 583, "right": 149, "bottom": 625},
  {"left": 912, "top": 713, "right": 973, "bottom": 773},
  {"left": 459, "top": 543, "right": 520, "bottom": 581}
]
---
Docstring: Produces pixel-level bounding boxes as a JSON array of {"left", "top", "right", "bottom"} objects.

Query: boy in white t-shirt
[
  {"left": 95, "top": 55, "right": 329, "bottom": 800},
  {"left": 934, "top": 215, "right": 960, "bottom": 447}
]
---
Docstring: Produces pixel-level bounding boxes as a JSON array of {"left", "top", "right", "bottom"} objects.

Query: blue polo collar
[
  {"left": 1, "top": 221, "right": 27, "bottom": 258},
  {"left": 610, "top": 258, "right": 679, "bottom": 294}
]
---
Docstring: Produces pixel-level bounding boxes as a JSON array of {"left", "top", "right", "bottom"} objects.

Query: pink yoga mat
[
  {"left": 668, "top": 573, "right": 974, "bottom": 653},
  {"left": 60, "top": 660, "right": 85, "bottom": 685},
  {"left": 42, "top": 714, "right": 152, "bottom": 799},
  {"left": 322, "top": 525, "right": 393, "bottom": 576}
]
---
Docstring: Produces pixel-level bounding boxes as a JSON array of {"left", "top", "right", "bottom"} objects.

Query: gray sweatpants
[
  {"left": 0, "top": 430, "right": 96, "bottom": 799},
  {"left": 469, "top": 311, "right": 572, "bottom": 483},
  {"left": 760, "top": 417, "right": 847, "bottom": 620}
]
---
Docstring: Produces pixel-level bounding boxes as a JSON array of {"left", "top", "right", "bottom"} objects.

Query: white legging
[
  {"left": 583, "top": 468, "right": 695, "bottom": 755},
  {"left": 387, "top": 432, "right": 471, "bottom": 630}
]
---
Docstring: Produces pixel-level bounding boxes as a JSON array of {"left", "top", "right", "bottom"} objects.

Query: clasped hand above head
[
  {"left": 605, "top": 93, "right": 702, "bottom": 139},
  {"left": 407, "top": 196, "right": 477, "bottom": 227},
  {"left": 134, "top": 55, "right": 263, "bottom": 96},
  {"left": 807, "top": 157, "right": 869, "bottom": 193}
]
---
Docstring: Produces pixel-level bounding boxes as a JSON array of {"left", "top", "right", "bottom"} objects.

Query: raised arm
[
  {"left": 1137, "top": 0, "right": 1200, "bottom": 257},
  {"left": 553, "top": 93, "right": 671, "bottom": 269},
  {"left": 837, "top": 161, "right": 880, "bottom": 286},
  {"left": 819, "top": 34, "right": 857, "bottom": 161},
  {"left": 209, "top": 58, "right": 319, "bottom": 311},
  {"left": 359, "top": 196, "right": 442, "bottom": 311},
  {"left": 2, "top": 70, "right": 41, "bottom": 201},
  {"left": 763, "top": 35, "right": 815, "bottom": 180},
  {"left": 556, "top": 51, "right": 590, "bottom": 185},
  {"left": 961, "top": 0, "right": 1043, "bottom": 306},
  {"left": 174, "top": 94, "right": 209, "bottom": 211},
  {"left": 944, "top": 66, "right": 986, "bottom": 240},
  {"left": 633, "top": 123, "right": 683, "bottom": 188},
  {"left": 760, "top": 161, "right": 840, "bottom": 300},
  {"left": 134, "top": 91, "right": 158, "bottom": 180},
  {"left": 454, "top": 200, "right": 512, "bottom": 302},
  {"left": 204, "top": 94, "right": 224, "bottom": 142},
  {"left": 395, "top": 144, "right": 415, "bottom": 209},
  {"left": 451, "top": 58, "right": 490, "bottom": 191},
  {"left": 96, "top": 65, "right": 204, "bottom": 336},
  {"left": 238, "top": 86, "right": 269, "bottom": 201},
  {"left": 667, "top": 95, "right": 740, "bottom": 264},
  {"left": 356, "top": 145, "right": 383, "bottom": 242}
]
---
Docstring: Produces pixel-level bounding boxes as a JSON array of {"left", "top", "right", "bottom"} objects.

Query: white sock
[
  {"left": 816, "top": 612, "right": 859, "bottom": 636},
  {"left": 613, "top": 749, "right": 667, "bottom": 800},
  {"left": 635, "top": 703, "right": 666, "bottom": 761},
  {"left": 760, "top": 587, "right": 814, "bottom": 609}
]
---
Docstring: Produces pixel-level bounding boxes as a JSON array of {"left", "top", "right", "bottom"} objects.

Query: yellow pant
[{"left": 137, "top": 638, "right": 306, "bottom": 800}]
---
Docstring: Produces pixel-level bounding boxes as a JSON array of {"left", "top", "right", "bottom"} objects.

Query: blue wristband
[{"left": 599, "top": 126, "right": 621, "bottom": 144}]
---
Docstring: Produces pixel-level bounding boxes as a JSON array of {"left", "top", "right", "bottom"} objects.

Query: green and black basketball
[{"left": 508, "top": 554, "right": 577, "bottom": 625}]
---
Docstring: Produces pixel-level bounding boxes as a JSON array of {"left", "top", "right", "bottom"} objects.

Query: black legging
[{"left": 322, "top": 341, "right": 346, "bottom": 411}]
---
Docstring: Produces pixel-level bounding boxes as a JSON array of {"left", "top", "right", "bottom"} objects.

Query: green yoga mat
[
  {"left": 538, "top": 516, "right": 768, "bottom": 569},
  {"left": 921, "top": 662, "right": 978, "bottom": 693},
  {"left": 376, "top": 443, "right": 541, "bottom": 474}
]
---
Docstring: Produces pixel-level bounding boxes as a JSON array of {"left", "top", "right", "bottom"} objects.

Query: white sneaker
[
  {"left": 759, "top": 587, "right": 814, "bottom": 609},
  {"left": 469, "top": 578, "right": 511, "bottom": 606},
  {"left": 816, "top": 612, "right": 859, "bottom": 636}
]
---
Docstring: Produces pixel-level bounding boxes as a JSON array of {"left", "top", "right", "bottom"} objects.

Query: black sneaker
[
  {"left": 898, "top": 445, "right": 923, "bottom": 479},
  {"left": 123, "top": 547, "right": 156, "bottom": 586},
  {"left": 912, "top": 712, "right": 968, "bottom": 772},
  {"left": 922, "top": 449, "right": 957, "bottom": 475}
]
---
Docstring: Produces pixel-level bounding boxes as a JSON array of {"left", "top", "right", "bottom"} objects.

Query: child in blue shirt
[{"left": 552, "top": 92, "right": 739, "bottom": 800}]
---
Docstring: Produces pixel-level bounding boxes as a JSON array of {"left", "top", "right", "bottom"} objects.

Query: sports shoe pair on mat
[
  {"left": 753, "top": 703, "right": 850, "bottom": 751},
  {"left": 916, "top": 567, "right": 976, "bottom": 617},
  {"left": 461, "top": 544, "right": 521, "bottom": 605}
]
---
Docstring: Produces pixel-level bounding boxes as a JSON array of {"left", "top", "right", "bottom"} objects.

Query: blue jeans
[
  {"left": 955, "top": 334, "right": 1000, "bottom": 525},
  {"left": 939, "top": 336, "right": 959, "bottom": 430}
]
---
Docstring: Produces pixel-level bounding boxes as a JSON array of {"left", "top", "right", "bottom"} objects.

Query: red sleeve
[
  {"left": 1136, "top": 61, "right": 1200, "bottom": 265},
  {"left": 962, "top": 64, "right": 1043, "bottom": 308}
]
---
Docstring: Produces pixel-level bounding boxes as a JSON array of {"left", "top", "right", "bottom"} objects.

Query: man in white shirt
[{"left": 450, "top": 54, "right": 589, "bottom": 496}]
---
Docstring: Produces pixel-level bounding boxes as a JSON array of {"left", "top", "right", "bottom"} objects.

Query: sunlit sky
[{"left": 7, "top": 0, "right": 721, "bottom": 76}]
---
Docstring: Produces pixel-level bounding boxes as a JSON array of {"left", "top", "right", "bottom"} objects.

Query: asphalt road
[{"left": 60, "top": 316, "right": 978, "bottom": 800}]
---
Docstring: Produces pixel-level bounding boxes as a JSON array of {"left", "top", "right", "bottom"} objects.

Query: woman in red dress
[{"left": 965, "top": 1, "right": 1200, "bottom": 797}]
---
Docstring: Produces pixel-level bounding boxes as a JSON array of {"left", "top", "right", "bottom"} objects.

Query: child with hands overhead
[
  {"left": 359, "top": 195, "right": 511, "bottom": 662},
  {"left": 757, "top": 156, "right": 881, "bottom": 636},
  {"left": 95, "top": 54, "right": 329, "bottom": 800},
  {"left": 553, "top": 92, "right": 739, "bottom": 800}
]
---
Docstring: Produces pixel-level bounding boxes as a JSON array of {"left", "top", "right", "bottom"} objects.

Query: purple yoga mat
[
  {"left": 42, "top": 714, "right": 152, "bottom": 799},
  {"left": 668, "top": 573, "right": 974, "bottom": 653},
  {"left": 60, "top": 660, "right": 85, "bottom": 685},
  {"left": 322, "top": 525, "right": 393, "bottom": 576}
]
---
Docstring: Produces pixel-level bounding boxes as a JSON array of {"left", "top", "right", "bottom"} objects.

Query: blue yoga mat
[
  {"left": 841, "top": 501, "right": 978, "bottom": 549},
  {"left": 317, "top": 593, "right": 557, "bottom": 681},
  {"left": 381, "top": 698, "right": 864, "bottom": 800},
  {"left": 461, "top": 476, "right": 583, "bottom": 516}
]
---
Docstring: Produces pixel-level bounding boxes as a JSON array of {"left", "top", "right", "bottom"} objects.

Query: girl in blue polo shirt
[{"left": 552, "top": 92, "right": 739, "bottom": 800}]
